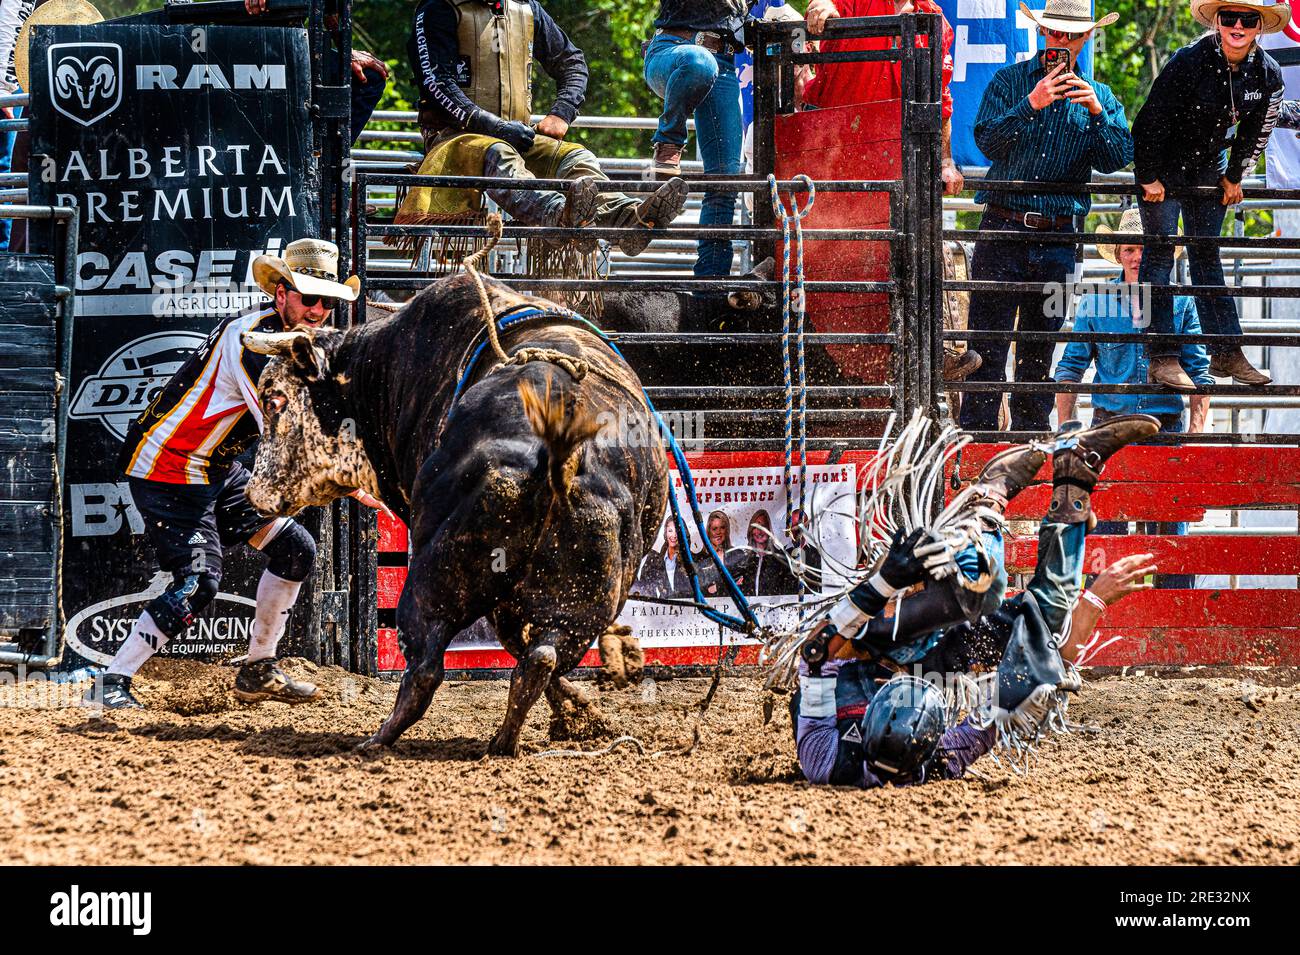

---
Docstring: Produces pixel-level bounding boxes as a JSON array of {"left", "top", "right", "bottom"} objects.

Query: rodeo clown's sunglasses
[{"left": 1218, "top": 10, "right": 1262, "bottom": 28}]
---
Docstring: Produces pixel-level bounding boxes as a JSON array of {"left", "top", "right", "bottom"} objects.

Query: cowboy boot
[
  {"left": 1209, "top": 346, "right": 1272, "bottom": 386},
  {"left": 943, "top": 348, "right": 983, "bottom": 382},
  {"left": 1047, "top": 414, "right": 1160, "bottom": 524},
  {"left": 968, "top": 442, "right": 1049, "bottom": 516},
  {"left": 1148, "top": 355, "right": 1196, "bottom": 392},
  {"left": 618, "top": 177, "right": 688, "bottom": 256}
]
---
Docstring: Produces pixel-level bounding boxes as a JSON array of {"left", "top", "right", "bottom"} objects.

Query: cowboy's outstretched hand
[{"left": 1090, "top": 553, "right": 1156, "bottom": 606}]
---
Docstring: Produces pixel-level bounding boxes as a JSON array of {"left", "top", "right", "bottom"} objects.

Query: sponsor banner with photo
[{"left": 27, "top": 23, "right": 318, "bottom": 667}]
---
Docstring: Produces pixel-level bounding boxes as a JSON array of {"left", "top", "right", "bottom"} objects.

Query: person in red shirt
[{"left": 801, "top": 0, "right": 963, "bottom": 196}]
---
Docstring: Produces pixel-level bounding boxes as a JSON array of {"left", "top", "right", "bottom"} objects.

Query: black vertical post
[{"left": 752, "top": 21, "right": 779, "bottom": 267}]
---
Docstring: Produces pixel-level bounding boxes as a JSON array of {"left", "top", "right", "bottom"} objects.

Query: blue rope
[
  {"left": 452, "top": 305, "right": 759, "bottom": 633},
  {"left": 769, "top": 174, "right": 816, "bottom": 605}
]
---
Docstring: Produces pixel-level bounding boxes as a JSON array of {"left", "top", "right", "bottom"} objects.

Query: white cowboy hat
[
  {"left": 14, "top": 0, "right": 104, "bottom": 94},
  {"left": 1018, "top": 0, "right": 1119, "bottom": 33},
  {"left": 1191, "top": 0, "right": 1291, "bottom": 33},
  {"left": 252, "top": 238, "right": 361, "bottom": 302},
  {"left": 1095, "top": 208, "right": 1183, "bottom": 265}
]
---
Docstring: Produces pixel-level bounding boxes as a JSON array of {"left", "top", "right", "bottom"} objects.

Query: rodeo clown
[
  {"left": 86, "top": 240, "right": 384, "bottom": 710},
  {"left": 780, "top": 412, "right": 1161, "bottom": 787},
  {"left": 401, "top": 0, "right": 689, "bottom": 258}
]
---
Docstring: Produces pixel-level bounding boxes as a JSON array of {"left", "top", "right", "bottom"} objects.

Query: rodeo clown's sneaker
[
  {"left": 82, "top": 673, "right": 145, "bottom": 710},
  {"left": 233, "top": 659, "right": 321, "bottom": 705}
]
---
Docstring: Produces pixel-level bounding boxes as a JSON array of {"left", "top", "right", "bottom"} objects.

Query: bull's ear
[
  {"left": 289, "top": 332, "right": 329, "bottom": 381},
  {"left": 241, "top": 330, "right": 306, "bottom": 357}
]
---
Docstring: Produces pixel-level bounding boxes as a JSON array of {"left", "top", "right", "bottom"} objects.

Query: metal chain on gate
[{"left": 768, "top": 174, "right": 815, "bottom": 612}]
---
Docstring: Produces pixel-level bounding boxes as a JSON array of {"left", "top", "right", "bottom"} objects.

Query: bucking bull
[{"left": 241, "top": 274, "right": 668, "bottom": 756}]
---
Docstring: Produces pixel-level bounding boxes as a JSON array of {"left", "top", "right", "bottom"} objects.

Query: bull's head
[
  {"left": 54, "top": 56, "right": 117, "bottom": 111},
  {"left": 241, "top": 328, "right": 382, "bottom": 517}
]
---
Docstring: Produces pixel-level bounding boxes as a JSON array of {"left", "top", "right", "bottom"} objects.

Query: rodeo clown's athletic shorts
[{"left": 127, "top": 461, "right": 289, "bottom": 580}]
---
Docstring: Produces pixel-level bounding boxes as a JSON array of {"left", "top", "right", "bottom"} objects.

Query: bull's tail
[{"left": 517, "top": 376, "right": 599, "bottom": 499}]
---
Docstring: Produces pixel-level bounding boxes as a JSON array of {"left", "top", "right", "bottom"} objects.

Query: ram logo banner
[
  {"left": 47, "top": 42, "right": 123, "bottom": 127},
  {"left": 68, "top": 330, "right": 206, "bottom": 440},
  {"left": 937, "top": 0, "right": 1095, "bottom": 168}
]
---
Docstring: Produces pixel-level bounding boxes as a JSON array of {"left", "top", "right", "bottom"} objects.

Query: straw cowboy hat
[
  {"left": 252, "top": 239, "right": 361, "bottom": 302},
  {"left": 1095, "top": 208, "right": 1183, "bottom": 265},
  {"left": 1191, "top": 0, "right": 1291, "bottom": 33},
  {"left": 1018, "top": 0, "right": 1119, "bottom": 33},
  {"left": 15, "top": 0, "right": 104, "bottom": 94}
]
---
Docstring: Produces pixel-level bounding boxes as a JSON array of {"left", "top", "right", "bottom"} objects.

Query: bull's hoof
[
  {"left": 355, "top": 734, "right": 393, "bottom": 754},
  {"left": 486, "top": 733, "right": 520, "bottom": 758}
]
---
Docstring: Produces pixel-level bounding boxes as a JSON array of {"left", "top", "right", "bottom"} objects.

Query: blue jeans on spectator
[
  {"left": 1093, "top": 409, "right": 1192, "bottom": 589},
  {"left": 0, "top": 100, "right": 20, "bottom": 251},
  {"left": 959, "top": 210, "right": 1077, "bottom": 432},
  {"left": 644, "top": 34, "right": 742, "bottom": 277},
  {"left": 1137, "top": 164, "right": 1236, "bottom": 359}
]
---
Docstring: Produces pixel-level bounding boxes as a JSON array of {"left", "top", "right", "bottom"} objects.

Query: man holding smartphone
[{"left": 958, "top": 0, "right": 1132, "bottom": 435}]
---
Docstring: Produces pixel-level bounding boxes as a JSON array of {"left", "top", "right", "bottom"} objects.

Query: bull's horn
[{"left": 241, "top": 330, "right": 310, "bottom": 356}]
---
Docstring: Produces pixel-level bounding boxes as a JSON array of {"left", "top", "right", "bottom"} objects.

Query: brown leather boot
[
  {"left": 1210, "top": 346, "right": 1272, "bottom": 385},
  {"left": 1047, "top": 414, "right": 1160, "bottom": 524},
  {"left": 943, "top": 348, "right": 983, "bottom": 382},
  {"left": 968, "top": 442, "right": 1049, "bottom": 515},
  {"left": 651, "top": 142, "right": 684, "bottom": 178},
  {"left": 1147, "top": 355, "right": 1195, "bottom": 392}
]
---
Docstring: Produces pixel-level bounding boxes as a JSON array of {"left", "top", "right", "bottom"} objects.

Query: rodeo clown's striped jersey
[{"left": 118, "top": 306, "right": 280, "bottom": 485}]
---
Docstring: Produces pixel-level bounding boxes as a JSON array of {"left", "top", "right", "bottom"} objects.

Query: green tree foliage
[{"left": 1092, "top": 0, "right": 1205, "bottom": 112}]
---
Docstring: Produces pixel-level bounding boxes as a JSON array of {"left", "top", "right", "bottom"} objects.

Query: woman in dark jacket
[{"left": 1131, "top": 0, "right": 1286, "bottom": 389}]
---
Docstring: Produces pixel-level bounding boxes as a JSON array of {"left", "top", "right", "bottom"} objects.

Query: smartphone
[{"left": 1043, "top": 47, "right": 1070, "bottom": 72}]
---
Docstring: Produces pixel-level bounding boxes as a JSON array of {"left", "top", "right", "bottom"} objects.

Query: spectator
[
  {"left": 737, "top": 508, "right": 799, "bottom": 596},
  {"left": 1132, "top": 0, "right": 1286, "bottom": 389},
  {"left": 958, "top": 0, "right": 1132, "bottom": 435},
  {"left": 634, "top": 516, "right": 694, "bottom": 598},
  {"left": 1053, "top": 209, "right": 1209, "bottom": 588},
  {"left": 801, "top": 0, "right": 964, "bottom": 197},
  {"left": 645, "top": 1, "right": 758, "bottom": 277},
  {"left": 244, "top": 0, "right": 388, "bottom": 145}
]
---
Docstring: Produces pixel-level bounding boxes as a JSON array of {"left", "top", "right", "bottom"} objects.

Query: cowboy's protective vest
[{"left": 452, "top": 0, "right": 534, "bottom": 124}]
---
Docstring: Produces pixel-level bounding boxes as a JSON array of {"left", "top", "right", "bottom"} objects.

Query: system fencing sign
[{"left": 27, "top": 22, "right": 318, "bottom": 667}]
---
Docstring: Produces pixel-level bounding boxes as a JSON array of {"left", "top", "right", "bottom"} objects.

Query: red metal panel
[
  {"left": 1084, "top": 628, "right": 1300, "bottom": 666},
  {"left": 775, "top": 100, "right": 898, "bottom": 391},
  {"left": 1006, "top": 534, "right": 1300, "bottom": 576},
  {"left": 377, "top": 512, "right": 408, "bottom": 552},
  {"left": 1100, "top": 589, "right": 1300, "bottom": 627},
  {"left": 954, "top": 445, "right": 1300, "bottom": 487},
  {"left": 377, "top": 566, "right": 406, "bottom": 609}
]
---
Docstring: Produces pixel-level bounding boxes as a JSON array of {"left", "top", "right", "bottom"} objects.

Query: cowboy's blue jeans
[
  {"left": 0, "top": 101, "right": 19, "bottom": 251},
  {"left": 644, "top": 34, "right": 742, "bottom": 276},
  {"left": 1025, "top": 520, "right": 1087, "bottom": 637}
]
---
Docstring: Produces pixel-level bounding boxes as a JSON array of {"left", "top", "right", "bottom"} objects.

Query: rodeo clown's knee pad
[
  {"left": 260, "top": 521, "right": 317, "bottom": 583},
  {"left": 146, "top": 572, "right": 221, "bottom": 638}
]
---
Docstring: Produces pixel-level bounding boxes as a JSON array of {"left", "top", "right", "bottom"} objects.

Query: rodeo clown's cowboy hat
[
  {"left": 14, "top": 0, "right": 105, "bottom": 95},
  {"left": 1095, "top": 207, "right": 1183, "bottom": 265},
  {"left": 252, "top": 239, "right": 361, "bottom": 302},
  {"left": 1192, "top": 0, "right": 1291, "bottom": 33},
  {"left": 1017, "top": 0, "right": 1119, "bottom": 33}
]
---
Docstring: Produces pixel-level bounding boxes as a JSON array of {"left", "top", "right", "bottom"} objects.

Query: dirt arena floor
[{"left": 1, "top": 659, "right": 1297, "bottom": 865}]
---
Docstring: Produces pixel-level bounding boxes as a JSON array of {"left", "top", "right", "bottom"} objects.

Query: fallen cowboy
[
  {"left": 240, "top": 260, "right": 669, "bottom": 756},
  {"left": 764, "top": 411, "right": 1162, "bottom": 787}
]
